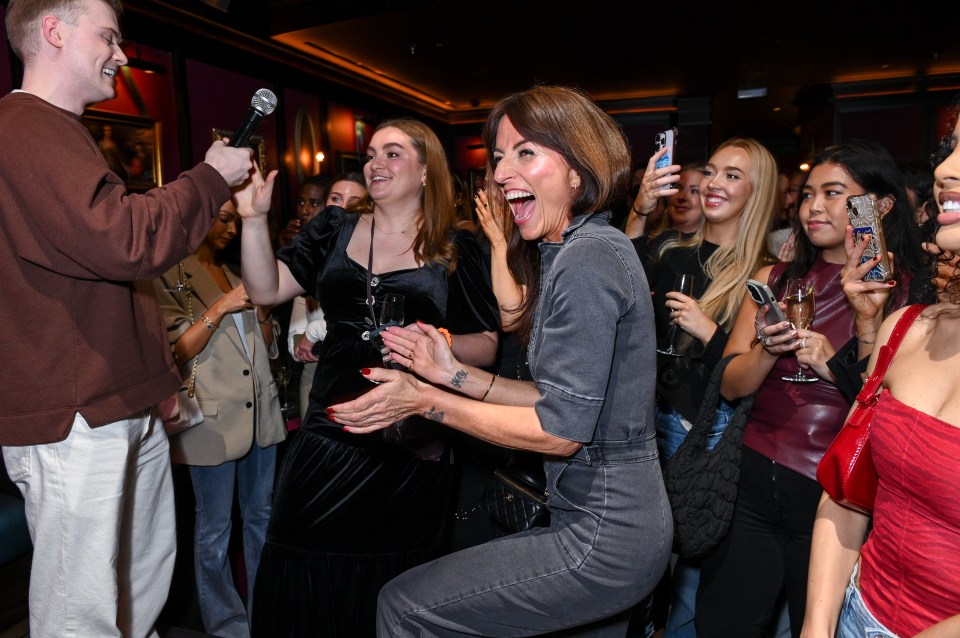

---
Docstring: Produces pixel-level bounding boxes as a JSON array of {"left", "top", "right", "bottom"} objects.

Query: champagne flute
[
  {"left": 781, "top": 278, "right": 818, "bottom": 383},
  {"left": 657, "top": 273, "right": 695, "bottom": 357},
  {"left": 274, "top": 360, "right": 292, "bottom": 414},
  {"left": 379, "top": 294, "right": 406, "bottom": 370},
  {"left": 379, "top": 293, "right": 405, "bottom": 327}
]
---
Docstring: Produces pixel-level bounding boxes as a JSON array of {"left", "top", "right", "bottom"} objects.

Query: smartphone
[
  {"left": 654, "top": 128, "right": 678, "bottom": 190},
  {"left": 846, "top": 194, "right": 893, "bottom": 282},
  {"left": 746, "top": 279, "right": 788, "bottom": 325}
]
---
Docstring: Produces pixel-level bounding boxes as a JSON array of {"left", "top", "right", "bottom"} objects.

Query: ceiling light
[{"left": 737, "top": 88, "right": 767, "bottom": 99}]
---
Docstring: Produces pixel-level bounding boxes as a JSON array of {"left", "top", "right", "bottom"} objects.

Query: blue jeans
[
  {"left": 837, "top": 564, "right": 900, "bottom": 638},
  {"left": 655, "top": 401, "right": 732, "bottom": 462},
  {"left": 189, "top": 442, "right": 276, "bottom": 638},
  {"left": 655, "top": 401, "right": 733, "bottom": 638}
]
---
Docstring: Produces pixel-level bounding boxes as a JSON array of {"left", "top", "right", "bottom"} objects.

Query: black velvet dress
[{"left": 251, "top": 207, "right": 498, "bottom": 637}]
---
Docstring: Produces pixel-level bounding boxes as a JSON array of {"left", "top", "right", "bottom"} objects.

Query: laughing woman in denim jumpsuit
[{"left": 328, "top": 86, "right": 672, "bottom": 637}]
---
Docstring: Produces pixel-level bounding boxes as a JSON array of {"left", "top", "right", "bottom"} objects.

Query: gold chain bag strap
[{"left": 161, "top": 263, "right": 205, "bottom": 435}]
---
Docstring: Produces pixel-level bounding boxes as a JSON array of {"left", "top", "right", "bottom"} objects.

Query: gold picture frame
[
  {"left": 82, "top": 111, "right": 162, "bottom": 192},
  {"left": 212, "top": 128, "right": 267, "bottom": 176}
]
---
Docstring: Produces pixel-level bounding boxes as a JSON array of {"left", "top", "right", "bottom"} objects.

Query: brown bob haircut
[
  {"left": 482, "top": 85, "right": 630, "bottom": 217},
  {"left": 481, "top": 86, "right": 630, "bottom": 337}
]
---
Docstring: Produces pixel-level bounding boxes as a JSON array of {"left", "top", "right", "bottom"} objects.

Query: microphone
[{"left": 228, "top": 88, "right": 278, "bottom": 148}]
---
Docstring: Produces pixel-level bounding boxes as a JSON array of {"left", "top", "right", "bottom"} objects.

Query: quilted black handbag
[
  {"left": 480, "top": 467, "right": 549, "bottom": 533},
  {"left": 662, "top": 355, "right": 754, "bottom": 560}
]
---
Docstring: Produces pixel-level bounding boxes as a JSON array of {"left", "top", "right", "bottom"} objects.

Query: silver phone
[{"left": 746, "top": 279, "right": 787, "bottom": 325}]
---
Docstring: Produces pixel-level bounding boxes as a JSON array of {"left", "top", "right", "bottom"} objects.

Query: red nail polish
[
  {"left": 360, "top": 368, "right": 371, "bottom": 375},
  {"left": 325, "top": 407, "right": 336, "bottom": 415},
  {"left": 341, "top": 426, "right": 350, "bottom": 432}
]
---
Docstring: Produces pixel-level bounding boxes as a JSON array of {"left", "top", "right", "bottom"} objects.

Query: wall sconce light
[{"left": 295, "top": 107, "right": 320, "bottom": 182}]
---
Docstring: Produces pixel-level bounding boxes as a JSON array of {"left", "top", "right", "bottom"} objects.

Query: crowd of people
[{"left": 1, "top": 2, "right": 959, "bottom": 638}]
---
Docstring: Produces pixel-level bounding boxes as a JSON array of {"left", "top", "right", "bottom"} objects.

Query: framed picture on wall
[
  {"left": 213, "top": 128, "right": 267, "bottom": 177},
  {"left": 82, "top": 111, "right": 162, "bottom": 192},
  {"left": 337, "top": 152, "right": 364, "bottom": 174}
]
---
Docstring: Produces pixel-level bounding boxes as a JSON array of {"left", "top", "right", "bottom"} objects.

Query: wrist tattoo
[
  {"left": 424, "top": 407, "right": 445, "bottom": 422},
  {"left": 451, "top": 369, "right": 467, "bottom": 388}
]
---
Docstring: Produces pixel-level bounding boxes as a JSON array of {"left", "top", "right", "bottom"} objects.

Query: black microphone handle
[{"left": 228, "top": 108, "right": 264, "bottom": 148}]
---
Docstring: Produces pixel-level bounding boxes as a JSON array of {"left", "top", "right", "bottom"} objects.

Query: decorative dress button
[
  {"left": 243, "top": 369, "right": 250, "bottom": 376},
  {"left": 371, "top": 276, "right": 380, "bottom": 287},
  {"left": 245, "top": 402, "right": 253, "bottom": 408}
]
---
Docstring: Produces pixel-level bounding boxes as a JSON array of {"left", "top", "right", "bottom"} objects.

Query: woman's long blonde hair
[{"left": 657, "top": 138, "right": 778, "bottom": 332}]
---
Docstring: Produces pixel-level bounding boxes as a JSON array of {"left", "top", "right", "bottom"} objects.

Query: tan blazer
[{"left": 155, "top": 256, "right": 285, "bottom": 466}]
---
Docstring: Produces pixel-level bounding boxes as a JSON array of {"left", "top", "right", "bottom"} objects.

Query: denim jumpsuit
[{"left": 378, "top": 213, "right": 673, "bottom": 637}]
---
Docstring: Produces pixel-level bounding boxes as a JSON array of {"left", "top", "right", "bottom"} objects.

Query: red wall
[
  {"left": 184, "top": 59, "right": 280, "bottom": 214},
  {"left": 282, "top": 86, "right": 323, "bottom": 185},
  {"left": 95, "top": 44, "right": 180, "bottom": 185},
  {"left": 451, "top": 131, "right": 487, "bottom": 179},
  {"left": 326, "top": 101, "right": 362, "bottom": 162}
]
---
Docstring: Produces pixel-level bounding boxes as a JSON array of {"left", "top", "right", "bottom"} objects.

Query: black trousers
[{"left": 695, "top": 447, "right": 824, "bottom": 638}]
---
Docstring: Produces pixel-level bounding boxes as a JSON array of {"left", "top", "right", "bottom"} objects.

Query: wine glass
[
  {"left": 379, "top": 294, "right": 406, "bottom": 370},
  {"left": 657, "top": 273, "right": 695, "bottom": 357},
  {"left": 274, "top": 360, "right": 292, "bottom": 414},
  {"left": 379, "top": 293, "right": 405, "bottom": 328},
  {"left": 164, "top": 262, "right": 194, "bottom": 294},
  {"left": 781, "top": 278, "right": 818, "bottom": 383}
]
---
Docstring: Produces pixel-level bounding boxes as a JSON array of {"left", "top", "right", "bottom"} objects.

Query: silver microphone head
[{"left": 251, "top": 88, "right": 278, "bottom": 116}]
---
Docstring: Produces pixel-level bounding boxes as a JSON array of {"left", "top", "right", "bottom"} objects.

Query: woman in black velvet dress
[{"left": 238, "top": 119, "right": 499, "bottom": 637}]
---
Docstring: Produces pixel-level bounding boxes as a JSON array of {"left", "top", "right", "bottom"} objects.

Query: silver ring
[
  {"left": 762, "top": 337, "right": 771, "bottom": 347},
  {"left": 409, "top": 350, "right": 414, "bottom": 359},
  {"left": 801, "top": 337, "right": 807, "bottom": 349}
]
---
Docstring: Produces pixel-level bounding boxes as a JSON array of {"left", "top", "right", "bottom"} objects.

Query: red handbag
[{"left": 816, "top": 304, "right": 925, "bottom": 514}]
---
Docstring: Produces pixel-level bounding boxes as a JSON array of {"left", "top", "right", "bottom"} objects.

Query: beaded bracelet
[{"left": 437, "top": 327, "right": 453, "bottom": 347}]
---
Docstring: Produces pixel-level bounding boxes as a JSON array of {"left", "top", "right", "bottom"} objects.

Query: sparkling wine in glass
[
  {"left": 379, "top": 293, "right": 405, "bottom": 327},
  {"left": 657, "top": 273, "right": 695, "bottom": 357},
  {"left": 782, "top": 279, "right": 818, "bottom": 383},
  {"left": 274, "top": 361, "right": 292, "bottom": 414},
  {"left": 378, "top": 293, "right": 406, "bottom": 371}
]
